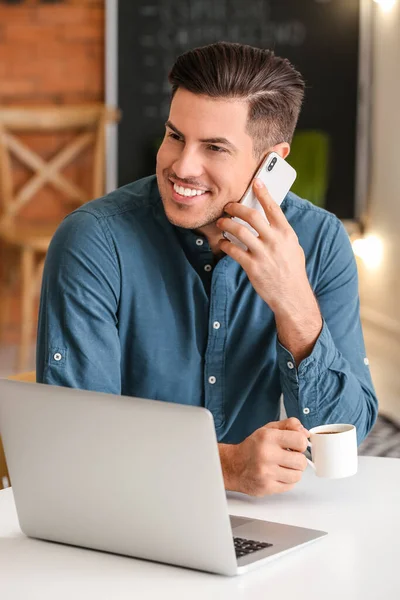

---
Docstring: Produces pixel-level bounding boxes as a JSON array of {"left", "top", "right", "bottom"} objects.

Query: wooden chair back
[{"left": 0, "top": 104, "right": 119, "bottom": 227}]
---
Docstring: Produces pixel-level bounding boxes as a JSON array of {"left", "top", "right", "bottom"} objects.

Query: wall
[
  {"left": 0, "top": 1, "right": 104, "bottom": 106},
  {"left": 0, "top": 0, "right": 105, "bottom": 342},
  {"left": 358, "top": 1, "right": 400, "bottom": 335}
]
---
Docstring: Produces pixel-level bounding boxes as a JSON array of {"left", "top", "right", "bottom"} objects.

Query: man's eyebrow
[
  {"left": 165, "top": 120, "right": 237, "bottom": 152},
  {"left": 201, "top": 136, "right": 237, "bottom": 152},
  {"left": 165, "top": 120, "right": 184, "bottom": 137}
]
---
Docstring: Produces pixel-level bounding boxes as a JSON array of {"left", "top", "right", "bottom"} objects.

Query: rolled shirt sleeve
[
  {"left": 36, "top": 209, "right": 121, "bottom": 394},
  {"left": 277, "top": 219, "right": 378, "bottom": 445}
]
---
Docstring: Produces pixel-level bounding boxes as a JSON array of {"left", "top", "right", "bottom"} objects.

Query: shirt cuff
[{"left": 276, "top": 319, "right": 337, "bottom": 380}]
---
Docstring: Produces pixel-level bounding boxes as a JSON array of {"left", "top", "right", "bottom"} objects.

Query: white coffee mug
[{"left": 306, "top": 424, "right": 358, "bottom": 479}]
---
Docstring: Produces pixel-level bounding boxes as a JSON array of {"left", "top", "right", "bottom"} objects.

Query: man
[{"left": 37, "top": 42, "right": 378, "bottom": 497}]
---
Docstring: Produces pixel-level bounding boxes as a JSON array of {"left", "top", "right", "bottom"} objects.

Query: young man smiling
[{"left": 37, "top": 42, "right": 378, "bottom": 497}]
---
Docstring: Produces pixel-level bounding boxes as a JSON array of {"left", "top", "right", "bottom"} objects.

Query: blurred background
[{"left": 0, "top": 0, "right": 399, "bottom": 485}]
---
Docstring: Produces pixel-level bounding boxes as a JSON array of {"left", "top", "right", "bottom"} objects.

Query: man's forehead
[
  {"left": 168, "top": 89, "right": 250, "bottom": 143},
  {"left": 170, "top": 88, "right": 248, "bottom": 118}
]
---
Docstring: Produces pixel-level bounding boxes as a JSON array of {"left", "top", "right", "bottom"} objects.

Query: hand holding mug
[{"left": 221, "top": 417, "right": 309, "bottom": 497}]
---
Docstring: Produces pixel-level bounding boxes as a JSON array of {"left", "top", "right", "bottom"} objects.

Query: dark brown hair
[{"left": 168, "top": 42, "right": 305, "bottom": 158}]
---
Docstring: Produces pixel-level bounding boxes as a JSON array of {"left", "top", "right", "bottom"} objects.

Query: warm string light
[{"left": 352, "top": 235, "right": 384, "bottom": 269}]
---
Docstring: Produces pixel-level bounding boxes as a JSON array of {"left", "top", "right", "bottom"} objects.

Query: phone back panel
[
  {"left": 243, "top": 152, "right": 297, "bottom": 209},
  {"left": 224, "top": 153, "right": 297, "bottom": 249}
]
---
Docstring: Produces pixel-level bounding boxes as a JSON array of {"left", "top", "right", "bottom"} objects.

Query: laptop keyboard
[{"left": 234, "top": 536, "right": 273, "bottom": 559}]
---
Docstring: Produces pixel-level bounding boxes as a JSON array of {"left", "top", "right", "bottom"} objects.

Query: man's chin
[
  {"left": 164, "top": 209, "right": 206, "bottom": 230},
  {"left": 163, "top": 203, "right": 219, "bottom": 231}
]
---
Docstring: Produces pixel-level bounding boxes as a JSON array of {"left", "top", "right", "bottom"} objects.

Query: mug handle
[{"left": 306, "top": 441, "right": 316, "bottom": 471}]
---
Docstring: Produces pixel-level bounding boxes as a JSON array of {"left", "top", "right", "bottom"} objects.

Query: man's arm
[
  {"left": 37, "top": 210, "right": 121, "bottom": 393},
  {"left": 277, "top": 219, "right": 378, "bottom": 444},
  {"left": 218, "top": 178, "right": 378, "bottom": 445},
  {"left": 273, "top": 285, "right": 322, "bottom": 365}
]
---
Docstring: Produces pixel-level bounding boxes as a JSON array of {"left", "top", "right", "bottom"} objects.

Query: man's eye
[
  {"left": 208, "top": 145, "right": 226, "bottom": 153},
  {"left": 168, "top": 132, "right": 183, "bottom": 142}
]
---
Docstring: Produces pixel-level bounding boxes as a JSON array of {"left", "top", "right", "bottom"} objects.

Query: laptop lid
[{"left": 0, "top": 380, "right": 237, "bottom": 575}]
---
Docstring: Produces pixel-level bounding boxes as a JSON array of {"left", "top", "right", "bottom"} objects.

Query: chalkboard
[{"left": 117, "top": 0, "right": 361, "bottom": 219}]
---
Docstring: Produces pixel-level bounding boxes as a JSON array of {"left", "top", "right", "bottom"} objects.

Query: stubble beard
[
  {"left": 158, "top": 175, "right": 226, "bottom": 230},
  {"left": 164, "top": 202, "right": 225, "bottom": 230}
]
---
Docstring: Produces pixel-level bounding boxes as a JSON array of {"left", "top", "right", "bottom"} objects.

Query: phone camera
[{"left": 267, "top": 157, "right": 277, "bottom": 171}]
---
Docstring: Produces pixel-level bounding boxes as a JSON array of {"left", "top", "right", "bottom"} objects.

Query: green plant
[{"left": 287, "top": 130, "right": 330, "bottom": 208}]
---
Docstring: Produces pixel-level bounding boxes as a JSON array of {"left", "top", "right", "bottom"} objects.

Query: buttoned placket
[
  {"left": 191, "top": 234, "right": 214, "bottom": 295},
  {"left": 184, "top": 231, "right": 227, "bottom": 430},
  {"left": 203, "top": 259, "right": 228, "bottom": 430}
]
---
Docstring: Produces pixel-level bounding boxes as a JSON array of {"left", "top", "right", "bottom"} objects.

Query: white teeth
[{"left": 173, "top": 183, "right": 207, "bottom": 197}]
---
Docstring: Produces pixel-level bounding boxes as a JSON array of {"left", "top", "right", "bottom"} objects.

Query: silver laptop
[{"left": 0, "top": 379, "right": 327, "bottom": 576}]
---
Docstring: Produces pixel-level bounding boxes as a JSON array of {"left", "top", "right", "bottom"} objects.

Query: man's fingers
[
  {"left": 278, "top": 448, "right": 308, "bottom": 472},
  {"left": 221, "top": 203, "right": 271, "bottom": 239},
  {"left": 216, "top": 216, "right": 261, "bottom": 253},
  {"left": 253, "top": 481, "right": 296, "bottom": 497},
  {"left": 253, "top": 178, "right": 290, "bottom": 230},
  {"left": 276, "top": 466, "right": 304, "bottom": 485},
  {"left": 277, "top": 429, "right": 309, "bottom": 453},
  {"left": 218, "top": 238, "right": 252, "bottom": 271},
  {"left": 271, "top": 481, "right": 297, "bottom": 494},
  {"left": 265, "top": 417, "right": 309, "bottom": 436},
  {"left": 265, "top": 417, "right": 301, "bottom": 430}
]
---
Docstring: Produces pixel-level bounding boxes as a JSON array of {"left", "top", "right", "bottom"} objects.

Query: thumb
[{"left": 265, "top": 417, "right": 309, "bottom": 436}]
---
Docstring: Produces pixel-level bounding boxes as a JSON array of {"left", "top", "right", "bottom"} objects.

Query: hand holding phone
[{"left": 223, "top": 152, "right": 297, "bottom": 250}]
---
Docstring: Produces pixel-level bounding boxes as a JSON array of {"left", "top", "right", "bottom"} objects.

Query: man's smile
[{"left": 167, "top": 178, "right": 212, "bottom": 206}]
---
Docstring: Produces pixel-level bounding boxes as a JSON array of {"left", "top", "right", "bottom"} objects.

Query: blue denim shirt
[{"left": 37, "top": 175, "right": 378, "bottom": 444}]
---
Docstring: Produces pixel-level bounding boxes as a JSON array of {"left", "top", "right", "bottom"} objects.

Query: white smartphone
[{"left": 223, "top": 151, "right": 297, "bottom": 250}]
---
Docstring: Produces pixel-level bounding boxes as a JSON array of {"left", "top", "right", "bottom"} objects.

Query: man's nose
[{"left": 172, "top": 148, "right": 204, "bottom": 180}]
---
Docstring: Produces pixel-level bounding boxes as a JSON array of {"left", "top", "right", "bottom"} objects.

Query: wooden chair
[
  {"left": 0, "top": 105, "right": 119, "bottom": 372},
  {"left": 0, "top": 370, "right": 36, "bottom": 490}
]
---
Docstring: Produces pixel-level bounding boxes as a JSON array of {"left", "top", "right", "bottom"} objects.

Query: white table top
[{"left": 0, "top": 456, "right": 398, "bottom": 599}]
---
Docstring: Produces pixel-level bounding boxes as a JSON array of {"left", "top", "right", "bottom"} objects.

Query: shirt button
[
  {"left": 303, "top": 407, "right": 310, "bottom": 415},
  {"left": 364, "top": 357, "right": 369, "bottom": 366},
  {"left": 208, "top": 376, "right": 217, "bottom": 384},
  {"left": 213, "top": 321, "right": 221, "bottom": 330},
  {"left": 54, "top": 353, "right": 62, "bottom": 361},
  {"left": 196, "top": 238, "right": 204, "bottom": 246},
  {"left": 204, "top": 264, "right": 212, "bottom": 272},
  {"left": 287, "top": 361, "right": 294, "bottom": 370}
]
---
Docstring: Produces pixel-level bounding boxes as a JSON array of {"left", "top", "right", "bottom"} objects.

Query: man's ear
[{"left": 271, "top": 142, "right": 290, "bottom": 160}]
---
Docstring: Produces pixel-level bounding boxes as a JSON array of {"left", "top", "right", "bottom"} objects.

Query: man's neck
[{"left": 194, "top": 223, "right": 224, "bottom": 256}]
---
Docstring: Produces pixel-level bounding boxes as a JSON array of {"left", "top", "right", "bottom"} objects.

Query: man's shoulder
[
  {"left": 284, "top": 191, "right": 339, "bottom": 223},
  {"left": 283, "top": 191, "right": 342, "bottom": 235},
  {"left": 71, "top": 175, "right": 161, "bottom": 222}
]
